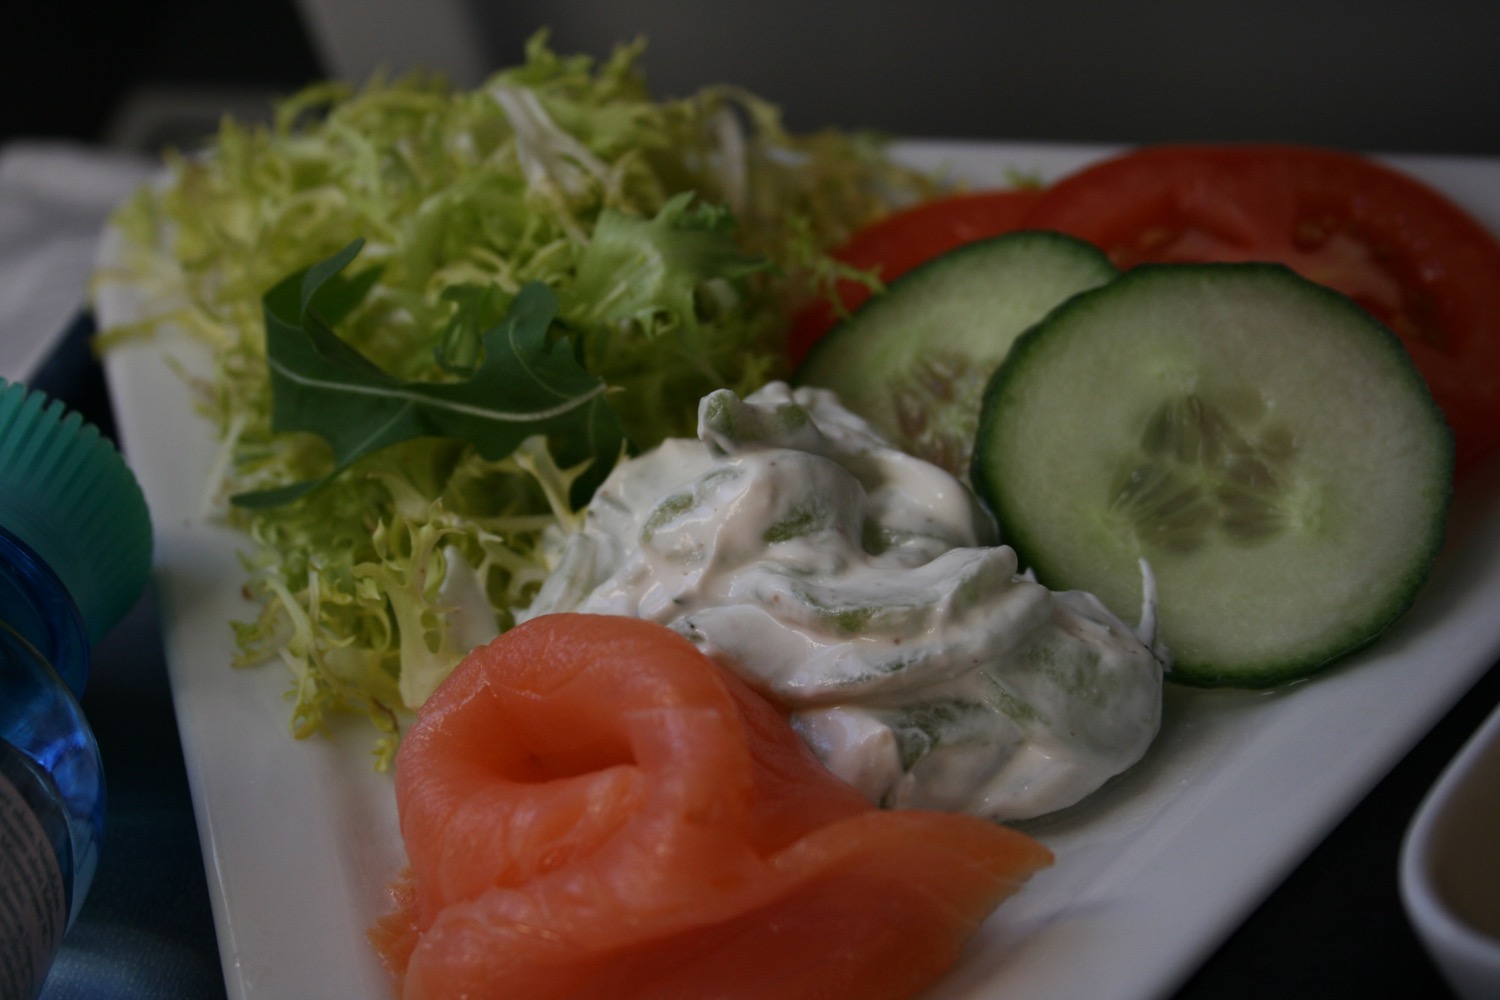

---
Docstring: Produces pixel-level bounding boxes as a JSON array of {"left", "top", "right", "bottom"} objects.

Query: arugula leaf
[{"left": 233, "top": 240, "right": 624, "bottom": 509}]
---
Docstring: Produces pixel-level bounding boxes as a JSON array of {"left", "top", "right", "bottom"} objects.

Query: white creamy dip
[{"left": 523, "top": 382, "right": 1165, "bottom": 820}]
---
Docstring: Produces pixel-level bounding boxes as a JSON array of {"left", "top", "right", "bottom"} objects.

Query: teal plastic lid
[{"left": 0, "top": 379, "right": 153, "bottom": 646}]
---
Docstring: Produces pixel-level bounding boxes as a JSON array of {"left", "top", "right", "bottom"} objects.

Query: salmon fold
[{"left": 372, "top": 613, "right": 1052, "bottom": 1000}]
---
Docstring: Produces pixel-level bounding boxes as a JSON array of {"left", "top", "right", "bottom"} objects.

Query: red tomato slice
[
  {"left": 1021, "top": 144, "right": 1500, "bottom": 477},
  {"left": 786, "top": 188, "right": 1042, "bottom": 365}
]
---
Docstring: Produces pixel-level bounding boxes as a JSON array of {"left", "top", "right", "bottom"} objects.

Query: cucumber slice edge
[{"left": 972, "top": 261, "right": 1454, "bottom": 687}]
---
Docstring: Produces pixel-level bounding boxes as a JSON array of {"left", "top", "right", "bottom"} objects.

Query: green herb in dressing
[{"left": 524, "top": 383, "right": 1166, "bottom": 820}]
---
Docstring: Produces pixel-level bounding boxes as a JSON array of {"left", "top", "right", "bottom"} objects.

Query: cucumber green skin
[
  {"left": 794, "top": 231, "right": 1117, "bottom": 475},
  {"left": 972, "top": 262, "right": 1454, "bottom": 688}
]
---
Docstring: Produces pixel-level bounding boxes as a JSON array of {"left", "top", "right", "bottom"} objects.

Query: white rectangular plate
[{"left": 96, "top": 140, "right": 1500, "bottom": 1000}]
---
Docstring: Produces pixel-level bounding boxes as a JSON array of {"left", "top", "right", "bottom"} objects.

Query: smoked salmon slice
[{"left": 373, "top": 613, "right": 1052, "bottom": 999}]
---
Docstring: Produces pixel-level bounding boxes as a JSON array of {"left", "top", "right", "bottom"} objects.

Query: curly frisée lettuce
[{"left": 97, "top": 31, "right": 939, "bottom": 766}]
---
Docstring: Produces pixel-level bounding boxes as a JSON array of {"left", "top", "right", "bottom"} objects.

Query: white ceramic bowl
[{"left": 1400, "top": 696, "right": 1500, "bottom": 1000}]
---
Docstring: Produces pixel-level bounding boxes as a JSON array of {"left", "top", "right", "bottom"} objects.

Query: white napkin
[{"left": 0, "top": 141, "right": 155, "bottom": 380}]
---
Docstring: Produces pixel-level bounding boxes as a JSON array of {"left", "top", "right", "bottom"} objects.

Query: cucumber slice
[
  {"left": 972, "top": 262, "right": 1453, "bottom": 687},
  {"left": 795, "top": 230, "right": 1116, "bottom": 476}
]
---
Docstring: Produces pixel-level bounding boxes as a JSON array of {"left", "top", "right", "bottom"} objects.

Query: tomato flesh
[
  {"left": 787, "top": 189, "right": 1042, "bottom": 365},
  {"left": 1022, "top": 144, "right": 1500, "bottom": 477}
]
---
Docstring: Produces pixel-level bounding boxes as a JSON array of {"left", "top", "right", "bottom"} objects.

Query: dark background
[
  {"left": 6, "top": 0, "right": 1500, "bottom": 156},
  {"left": 3, "top": 0, "right": 313, "bottom": 145}
]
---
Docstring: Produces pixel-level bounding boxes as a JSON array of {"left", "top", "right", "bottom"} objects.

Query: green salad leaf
[
  {"left": 565, "top": 191, "right": 767, "bottom": 336},
  {"left": 236, "top": 240, "right": 623, "bottom": 509},
  {"left": 97, "top": 30, "right": 941, "bottom": 766}
]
